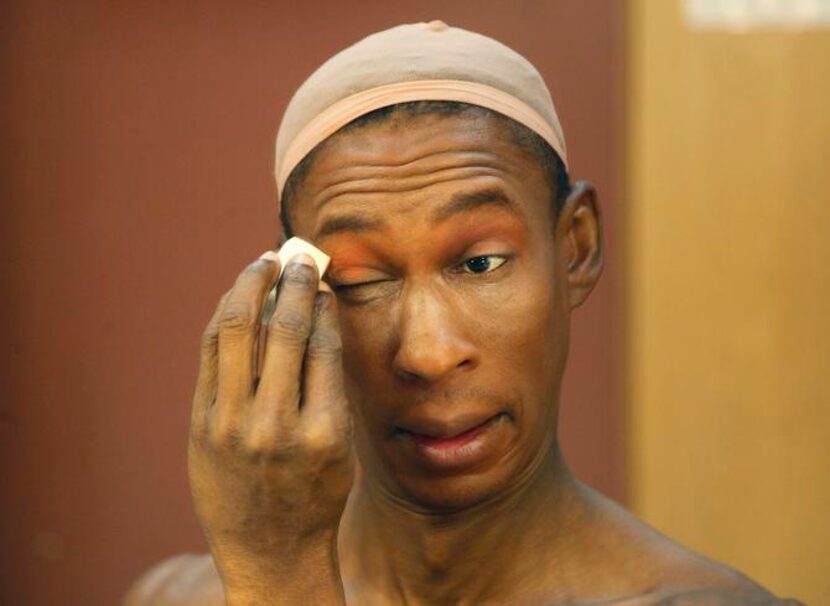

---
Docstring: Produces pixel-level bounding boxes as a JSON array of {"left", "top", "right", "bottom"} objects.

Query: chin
[
  {"left": 393, "top": 469, "right": 517, "bottom": 513},
  {"left": 384, "top": 437, "right": 539, "bottom": 514}
]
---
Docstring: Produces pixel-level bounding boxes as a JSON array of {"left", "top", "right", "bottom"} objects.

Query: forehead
[{"left": 287, "top": 110, "right": 553, "bottom": 238}]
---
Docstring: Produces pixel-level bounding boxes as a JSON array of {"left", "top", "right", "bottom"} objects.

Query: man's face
[{"left": 289, "top": 111, "right": 576, "bottom": 511}]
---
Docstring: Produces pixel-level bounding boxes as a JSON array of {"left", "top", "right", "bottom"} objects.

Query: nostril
[
  {"left": 457, "top": 359, "right": 474, "bottom": 370},
  {"left": 396, "top": 368, "right": 428, "bottom": 386}
]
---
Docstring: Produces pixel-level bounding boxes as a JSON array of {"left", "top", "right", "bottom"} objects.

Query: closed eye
[{"left": 330, "top": 279, "right": 391, "bottom": 292}]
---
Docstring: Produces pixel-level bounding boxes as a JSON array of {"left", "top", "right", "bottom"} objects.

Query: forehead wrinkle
[
  {"left": 316, "top": 152, "right": 503, "bottom": 194},
  {"left": 311, "top": 167, "right": 507, "bottom": 214},
  {"left": 327, "top": 148, "right": 499, "bottom": 172}
]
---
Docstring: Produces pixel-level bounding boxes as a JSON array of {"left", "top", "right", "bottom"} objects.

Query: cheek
[
  {"left": 488, "top": 280, "right": 560, "bottom": 381},
  {"left": 479, "top": 275, "right": 565, "bottom": 442},
  {"left": 336, "top": 305, "right": 393, "bottom": 399}
]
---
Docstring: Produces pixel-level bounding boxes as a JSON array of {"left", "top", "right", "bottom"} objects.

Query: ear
[{"left": 556, "top": 181, "right": 603, "bottom": 309}]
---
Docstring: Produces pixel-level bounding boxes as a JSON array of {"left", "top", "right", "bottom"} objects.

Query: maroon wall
[{"left": 0, "top": 2, "right": 624, "bottom": 604}]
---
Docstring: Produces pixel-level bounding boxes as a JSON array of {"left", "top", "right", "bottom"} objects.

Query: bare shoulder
[
  {"left": 650, "top": 589, "right": 805, "bottom": 605},
  {"left": 122, "top": 553, "right": 224, "bottom": 606},
  {"left": 575, "top": 484, "right": 804, "bottom": 606}
]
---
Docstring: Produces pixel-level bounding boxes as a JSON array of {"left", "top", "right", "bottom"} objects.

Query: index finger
[{"left": 253, "top": 253, "right": 320, "bottom": 429}]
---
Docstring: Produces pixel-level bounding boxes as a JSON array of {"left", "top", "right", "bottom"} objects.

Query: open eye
[{"left": 459, "top": 255, "right": 509, "bottom": 274}]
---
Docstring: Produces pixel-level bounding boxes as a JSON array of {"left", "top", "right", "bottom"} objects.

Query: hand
[{"left": 188, "top": 252, "right": 352, "bottom": 605}]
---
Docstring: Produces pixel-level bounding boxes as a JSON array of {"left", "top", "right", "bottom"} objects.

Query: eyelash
[{"left": 332, "top": 255, "right": 510, "bottom": 292}]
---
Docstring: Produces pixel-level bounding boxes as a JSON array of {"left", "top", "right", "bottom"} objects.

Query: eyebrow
[
  {"left": 314, "top": 214, "right": 385, "bottom": 240},
  {"left": 314, "top": 187, "right": 522, "bottom": 241},
  {"left": 430, "top": 187, "right": 521, "bottom": 225}
]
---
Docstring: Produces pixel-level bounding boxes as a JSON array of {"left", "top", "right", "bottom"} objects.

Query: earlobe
[{"left": 559, "top": 181, "right": 604, "bottom": 309}]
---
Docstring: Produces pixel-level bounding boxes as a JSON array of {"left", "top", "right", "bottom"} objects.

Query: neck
[{"left": 338, "top": 443, "right": 587, "bottom": 606}]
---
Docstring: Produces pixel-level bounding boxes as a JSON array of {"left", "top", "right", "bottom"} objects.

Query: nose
[{"left": 391, "top": 285, "right": 478, "bottom": 384}]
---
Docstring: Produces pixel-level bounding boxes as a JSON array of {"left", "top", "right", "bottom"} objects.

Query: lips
[
  {"left": 394, "top": 412, "right": 508, "bottom": 470},
  {"left": 402, "top": 415, "right": 496, "bottom": 445},
  {"left": 396, "top": 411, "right": 503, "bottom": 440}
]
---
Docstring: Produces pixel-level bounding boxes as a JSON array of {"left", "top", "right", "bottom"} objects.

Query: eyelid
[
  {"left": 331, "top": 277, "right": 393, "bottom": 291},
  {"left": 328, "top": 267, "right": 389, "bottom": 287}
]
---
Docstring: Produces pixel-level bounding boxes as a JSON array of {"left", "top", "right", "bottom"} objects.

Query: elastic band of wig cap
[{"left": 275, "top": 79, "right": 567, "bottom": 204}]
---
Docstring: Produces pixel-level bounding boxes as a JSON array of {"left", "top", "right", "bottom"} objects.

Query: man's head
[
  {"left": 271, "top": 22, "right": 603, "bottom": 512},
  {"left": 279, "top": 100, "right": 572, "bottom": 239}
]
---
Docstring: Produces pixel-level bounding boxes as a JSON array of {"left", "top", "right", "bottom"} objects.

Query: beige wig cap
[{"left": 274, "top": 20, "right": 567, "bottom": 205}]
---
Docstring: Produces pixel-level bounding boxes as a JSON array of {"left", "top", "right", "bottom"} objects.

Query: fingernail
[
  {"left": 259, "top": 250, "right": 280, "bottom": 263},
  {"left": 290, "top": 252, "right": 315, "bottom": 267}
]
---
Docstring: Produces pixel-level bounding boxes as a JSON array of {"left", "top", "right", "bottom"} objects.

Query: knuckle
[
  {"left": 243, "top": 428, "right": 296, "bottom": 462},
  {"left": 308, "top": 329, "right": 343, "bottom": 357},
  {"left": 205, "top": 405, "right": 246, "bottom": 448},
  {"left": 200, "top": 324, "right": 219, "bottom": 350},
  {"left": 269, "top": 309, "right": 311, "bottom": 341},
  {"left": 188, "top": 413, "right": 210, "bottom": 446},
  {"left": 219, "top": 302, "right": 256, "bottom": 333},
  {"left": 207, "top": 419, "right": 240, "bottom": 449},
  {"left": 302, "top": 421, "right": 347, "bottom": 460},
  {"left": 243, "top": 430, "right": 277, "bottom": 457}
]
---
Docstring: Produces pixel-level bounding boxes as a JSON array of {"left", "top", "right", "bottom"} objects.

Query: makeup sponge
[{"left": 260, "top": 237, "right": 332, "bottom": 325}]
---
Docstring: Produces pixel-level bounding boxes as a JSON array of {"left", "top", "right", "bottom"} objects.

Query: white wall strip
[{"left": 684, "top": 0, "right": 830, "bottom": 30}]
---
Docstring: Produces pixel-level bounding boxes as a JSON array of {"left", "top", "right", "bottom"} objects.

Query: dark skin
[{"left": 125, "top": 111, "right": 797, "bottom": 605}]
